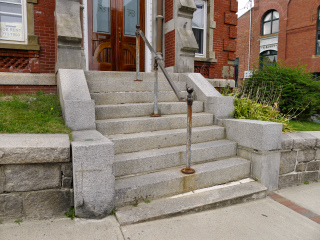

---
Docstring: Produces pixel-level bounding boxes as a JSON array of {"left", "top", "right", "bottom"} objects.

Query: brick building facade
[
  {"left": 236, "top": 0, "right": 320, "bottom": 80},
  {"left": 0, "top": 0, "right": 238, "bottom": 94}
]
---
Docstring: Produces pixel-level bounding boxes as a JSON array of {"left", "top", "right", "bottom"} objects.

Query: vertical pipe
[
  {"left": 181, "top": 87, "right": 195, "bottom": 174},
  {"left": 156, "top": 0, "right": 163, "bottom": 54},
  {"left": 152, "top": 59, "right": 160, "bottom": 117},
  {"left": 136, "top": 25, "right": 141, "bottom": 81},
  {"left": 248, "top": 0, "right": 252, "bottom": 71}
]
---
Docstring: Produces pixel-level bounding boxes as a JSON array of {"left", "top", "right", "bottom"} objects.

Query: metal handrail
[{"left": 135, "top": 25, "right": 185, "bottom": 102}]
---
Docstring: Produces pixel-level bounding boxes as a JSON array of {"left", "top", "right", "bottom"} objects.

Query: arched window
[
  {"left": 316, "top": 7, "right": 320, "bottom": 55},
  {"left": 262, "top": 10, "right": 279, "bottom": 35}
]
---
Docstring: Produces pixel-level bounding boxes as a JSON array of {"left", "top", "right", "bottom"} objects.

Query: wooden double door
[{"left": 88, "top": 0, "right": 145, "bottom": 71}]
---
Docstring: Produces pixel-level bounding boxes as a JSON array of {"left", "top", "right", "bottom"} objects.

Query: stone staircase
[{"left": 85, "top": 71, "right": 267, "bottom": 223}]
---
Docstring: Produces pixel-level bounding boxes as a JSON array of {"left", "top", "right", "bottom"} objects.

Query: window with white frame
[
  {"left": 192, "top": 0, "right": 207, "bottom": 57},
  {"left": 262, "top": 10, "right": 279, "bottom": 36},
  {"left": 0, "top": 0, "right": 27, "bottom": 43}
]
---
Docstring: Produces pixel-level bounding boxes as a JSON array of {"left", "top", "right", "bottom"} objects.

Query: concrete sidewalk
[{"left": 1, "top": 182, "right": 319, "bottom": 240}]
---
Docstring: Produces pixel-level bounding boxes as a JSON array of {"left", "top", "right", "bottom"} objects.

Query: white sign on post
[{"left": 244, "top": 70, "right": 252, "bottom": 79}]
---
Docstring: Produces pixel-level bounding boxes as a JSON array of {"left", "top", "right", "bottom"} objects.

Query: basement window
[
  {"left": 192, "top": 0, "right": 207, "bottom": 57},
  {"left": 0, "top": 0, "right": 27, "bottom": 44}
]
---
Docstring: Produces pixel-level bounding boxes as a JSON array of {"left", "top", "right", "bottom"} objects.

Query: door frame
[{"left": 84, "top": 0, "right": 152, "bottom": 72}]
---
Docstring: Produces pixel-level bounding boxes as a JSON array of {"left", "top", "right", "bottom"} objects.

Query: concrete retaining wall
[
  {"left": 0, "top": 134, "right": 72, "bottom": 221},
  {"left": 279, "top": 132, "right": 320, "bottom": 188}
]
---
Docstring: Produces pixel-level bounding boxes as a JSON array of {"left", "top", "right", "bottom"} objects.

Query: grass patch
[
  {"left": 288, "top": 121, "right": 320, "bottom": 132},
  {"left": 0, "top": 92, "right": 71, "bottom": 135}
]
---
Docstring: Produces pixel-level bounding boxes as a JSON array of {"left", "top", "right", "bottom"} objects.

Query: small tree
[{"left": 241, "top": 61, "right": 320, "bottom": 119}]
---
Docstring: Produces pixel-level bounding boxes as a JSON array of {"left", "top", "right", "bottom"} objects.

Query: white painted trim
[
  {"left": 193, "top": 0, "right": 207, "bottom": 58},
  {"left": 145, "top": 0, "right": 153, "bottom": 72},
  {"left": 83, "top": 0, "right": 89, "bottom": 71}
]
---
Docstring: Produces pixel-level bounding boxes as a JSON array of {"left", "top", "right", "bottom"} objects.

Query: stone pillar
[
  {"left": 55, "top": 0, "right": 85, "bottom": 71},
  {"left": 173, "top": 0, "right": 198, "bottom": 73}
]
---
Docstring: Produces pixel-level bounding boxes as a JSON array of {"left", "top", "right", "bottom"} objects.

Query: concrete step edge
[{"left": 115, "top": 180, "right": 267, "bottom": 226}]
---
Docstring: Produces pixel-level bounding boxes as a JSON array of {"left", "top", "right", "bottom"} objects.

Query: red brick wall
[
  {"left": 165, "top": 30, "right": 175, "bottom": 68},
  {"left": 0, "top": 0, "right": 56, "bottom": 73},
  {"left": 0, "top": 85, "right": 57, "bottom": 94},
  {"left": 165, "top": 0, "right": 173, "bottom": 23},
  {"left": 209, "top": 0, "right": 237, "bottom": 79},
  {"left": 237, "top": 0, "right": 320, "bottom": 78}
]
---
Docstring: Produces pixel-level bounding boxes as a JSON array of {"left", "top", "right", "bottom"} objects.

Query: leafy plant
[
  {"left": 242, "top": 61, "right": 320, "bottom": 119},
  {"left": 14, "top": 219, "right": 23, "bottom": 225},
  {"left": 304, "top": 181, "right": 309, "bottom": 185},
  {"left": 65, "top": 207, "right": 75, "bottom": 220},
  {"left": 144, "top": 200, "right": 151, "bottom": 204}
]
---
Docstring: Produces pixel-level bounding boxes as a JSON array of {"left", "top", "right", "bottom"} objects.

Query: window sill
[
  {"left": 195, "top": 57, "right": 217, "bottom": 63},
  {"left": 260, "top": 33, "right": 278, "bottom": 38},
  {"left": 0, "top": 35, "right": 40, "bottom": 51},
  {"left": 312, "top": 55, "right": 320, "bottom": 58}
]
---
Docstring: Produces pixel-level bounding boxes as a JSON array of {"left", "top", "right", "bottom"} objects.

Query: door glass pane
[
  {"left": 93, "top": 0, "right": 110, "bottom": 34},
  {"left": 272, "top": 19, "right": 279, "bottom": 33},
  {"left": 193, "top": 28, "right": 203, "bottom": 54},
  {"left": 263, "top": 22, "right": 271, "bottom": 35},
  {"left": 124, "top": 0, "right": 139, "bottom": 36},
  {"left": 0, "top": 3, "right": 22, "bottom": 14},
  {"left": 192, "top": 2, "right": 204, "bottom": 29}
]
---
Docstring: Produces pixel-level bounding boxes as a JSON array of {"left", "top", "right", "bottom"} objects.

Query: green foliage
[
  {"left": 304, "top": 181, "right": 310, "bottom": 185},
  {"left": 0, "top": 92, "right": 71, "bottom": 135},
  {"left": 234, "top": 97, "right": 293, "bottom": 132},
  {"left": 288, "top": 120, "right": 320, "bottom": 131},
  {"left": 65, "top": 207, "right": 75, "bottom": 220},
  {"left": 14, "top": 219, "right": 23, "bottom": 225},
  {"left": 243, "top": 62, "right": 320, "bottom": 119},
  {"left": 144, "top": 199, "right": 151, "bottom": 204}
]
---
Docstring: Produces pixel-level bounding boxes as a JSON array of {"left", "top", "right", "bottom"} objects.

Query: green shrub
[
  {"left": 242, "top": 62, "right": 320, "bottom": 119},
  {"left": 234, "top": 97, "right": 293, "bottom": 132}
]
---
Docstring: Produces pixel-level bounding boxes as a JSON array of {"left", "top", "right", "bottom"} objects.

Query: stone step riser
[
  {"left": 110, "top": 126, "right": 225, "bottom": 154},
  {"left": 87, "top": 80, "right": 186, "bottom": 93},
  {"left": 85, "top": 71, "right": 181, "bottom": 83},
  {"left": 95, "top": 101, "right": 203, "bottom": 120},
  {"left": 114, "top": 158, "right": 251, "bottom": 207},
  {"left": 91, "top": 91, "right": 188, "bottom": 105},
  {"left": 114, "top": 140, "right": 237, "bottom": 177},
  {"left": 96, "top": 113, "right": 213, "bottom": 135}
]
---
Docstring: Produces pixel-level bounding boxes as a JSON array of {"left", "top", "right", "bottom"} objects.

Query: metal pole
[
  {"left": 181, "top": 87, "right": 195, "bottom": 174},
  {"left": 248, "top": 0, "right": 252, "bottom": 71},
  {"left": 151, "top": 59, "right": 161, "bottom": 117},
  {"left": 135, "top": 25, "right": 142, "bottom": 81}
]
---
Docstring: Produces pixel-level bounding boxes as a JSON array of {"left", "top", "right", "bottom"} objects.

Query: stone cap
[
  {"left": 0, "top": 134, "right": 70, "bottom": 164},
  {"left": 281, "top": 132, "right": 318, "bottom": 150}
]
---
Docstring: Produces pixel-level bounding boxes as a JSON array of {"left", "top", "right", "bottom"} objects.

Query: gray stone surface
[
  {"left": 0, "top": 216, "right": 123, "bottom": 240},
  {"left": 0, "top": 73, "right": 56, "bottom": 85},
  {"left": 0, "top": 134, "right": 70, "bottom": 164},
  {"left": 296, "top": 163, "right": 307, "bottom": 172},
  {"left": 280, "top": 151, "right": 297, "bottom": 175},
  {"left": 301, "top": 171, "right": 319, "bottom": 182},
  {"left": 61, "top": 163, "right": 73, "bottom": 177},
  {"left": 278, "top": 173, "right": 299, "bottom": 188},
  {"left": 297, "top": 149, "right": 316, "bottom": 163},
  {"left": 57, "top": 69, "right": 96, "bottom": 130},
  {"left": 307, "top": 161, "right": 320, "bottom": 171},
  {"left": 114, "top": 140, "right": 237, "bottom": 177},
  {"left": 115, "top": 158, "right": 250, "bottom": 206},
  {"left": 0, "top": 167, "right": 4, "bottom": 193},
  {"left": 4, "top": 164, "right": 61, "bottom": 192},
  {"left": 116, "top": 181, "right": 266, "bottom": 226},
  {"left": 207, "top": 79, "right": 235, "bottom": 88},
  {"left": 183, "top": 73, "right": 235, "bottom": 122},
  {"left": 317, "top": 149, "right": 320, "bottom": 159},
  {"left": 97, "top": 112, "right": 213, "bottom": 135},
  {"left": 24, "top": 189, "right": 72, "bottom": 219},
  {"left": 286, "top": 132, "right": 317, "bottom": 149},
  {"left": 224, "top": 119, "right": 282, "bottom": 151},
  {"left": 72, "top": 130, "right": 115, "bottom": 218},
  {"left": 110, "top": 125, "right": 225, "bottom": 154},
  {"left": 95, "top": 101, "right": 203, "bottom": 120},
  {"left": 250, "top": 151, "right": 280, "bottom": 191},
  {"left": 0, "top": 193, "right": 23, "bottom": 220},
  {"left": 303, "top": 131, "right": 320, "bottom": 147},
  {"left": 281, "top": 133, "right": 294, "bottom": 150}
]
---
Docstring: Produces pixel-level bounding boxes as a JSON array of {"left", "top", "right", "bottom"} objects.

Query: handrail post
[
  {"left": 151, "top": 58, "right": 161, "bottom": 117},
  {"left": 135, "top": 25, "right": 142, "bottom": 81},
  {"left": 181, "top": 87, "right": 195, "bottom": 174}
]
